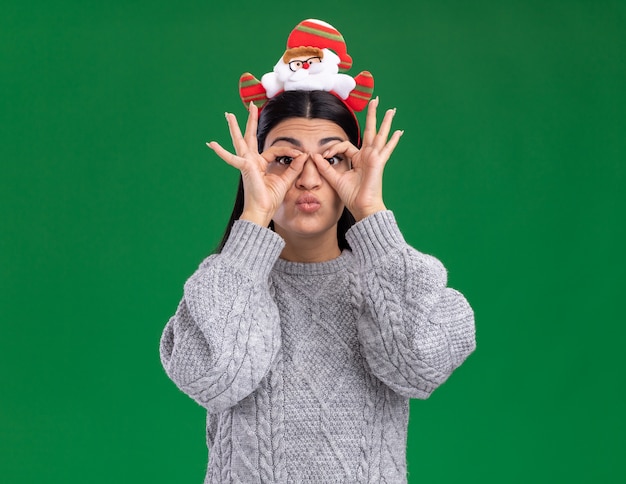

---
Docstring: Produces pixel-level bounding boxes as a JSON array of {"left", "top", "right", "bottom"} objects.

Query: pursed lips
[{"left": 295, "top": 194, "right": 321, "bottom": 213}]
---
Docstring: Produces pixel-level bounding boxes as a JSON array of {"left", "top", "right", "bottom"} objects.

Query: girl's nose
[{"left": 296, "top": 158, "right": 321, "bottom": 189}]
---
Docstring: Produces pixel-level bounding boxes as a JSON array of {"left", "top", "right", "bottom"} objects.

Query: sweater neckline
[{"left": 273, "top": 250, "right": 352, "bottom": 276}]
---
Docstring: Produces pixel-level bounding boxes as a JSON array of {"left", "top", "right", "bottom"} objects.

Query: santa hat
[{"left": 286, "top": 19, "right": 353, "bottom": 72}]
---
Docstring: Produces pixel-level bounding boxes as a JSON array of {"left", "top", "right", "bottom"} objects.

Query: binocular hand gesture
[{"left": 311, "top": 97, "right": 403, "bottom": 221}]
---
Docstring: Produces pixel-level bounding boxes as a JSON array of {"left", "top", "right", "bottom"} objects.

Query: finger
[
  {"left": 224, "top": 112, "right": 248, "bottom": 156},
  {"left": 374, "top": 108, "right": 396, "bottom": 150},
  {"left": 311, "top": 153, "right": 342, "bottom": 189},
  {"left": 322, "top": 141, "right": 360, "bottom": 170},
  {"left": 207, "top": 141, "right": 244, "bottom": 169},
  {"left": 279, "top": 152, "right": 307, "bottom": 185},
  {"left": 362, "top": 96, "right": 379, "bottom": 147},
  {"left": 321, "top": 141, "right": 359, "bottom": 160},
  {"left": 243, "top": 102, "right": 259, "bottom": 148},
  {"left": 379, "top": 129, "right": 404, "bottom": 160}
]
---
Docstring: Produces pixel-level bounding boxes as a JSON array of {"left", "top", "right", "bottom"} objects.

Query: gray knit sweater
[{"left": 160, "top": 211, "right": 475, "bottom": 483}]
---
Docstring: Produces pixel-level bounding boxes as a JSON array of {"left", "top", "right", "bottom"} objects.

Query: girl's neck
[{"left": 277, "top": 231, "right": 341, "bottom": 263}]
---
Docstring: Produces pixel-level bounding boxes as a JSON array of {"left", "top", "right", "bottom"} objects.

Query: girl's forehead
[{"left": 266, "top": 118, "right": 348, "bottom": 146}]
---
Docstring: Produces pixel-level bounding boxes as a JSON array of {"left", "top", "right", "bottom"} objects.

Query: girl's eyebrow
[
  {"left": 269, "top": 136, "right": 345, "bottom": 147},
  {"left": 270, "top": 136, "right": 301, "bottom": 147},
  {"left": 319, "top": 136, "right": 344, "bottom": 145}
]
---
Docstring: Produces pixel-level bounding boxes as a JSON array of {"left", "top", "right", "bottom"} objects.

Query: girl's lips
[{"left": 296, "top": 194, "right": 321, "bottom": 213}]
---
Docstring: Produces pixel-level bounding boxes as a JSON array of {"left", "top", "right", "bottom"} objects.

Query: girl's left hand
[{"left": 311, "top": 97, "right": 403, "bottom": 221}]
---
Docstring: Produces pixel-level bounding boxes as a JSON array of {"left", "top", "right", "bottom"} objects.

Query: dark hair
[{"left": 215, "top": 90, "right": 360, "bottom": 253}]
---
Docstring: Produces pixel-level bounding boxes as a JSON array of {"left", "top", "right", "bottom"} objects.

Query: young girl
[{"left": 160, "top": 20, "right": 475, "bottom": 484}]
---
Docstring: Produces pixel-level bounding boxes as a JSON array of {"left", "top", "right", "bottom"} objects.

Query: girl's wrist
[
  {"left": 240, "top": 209, "right": 273, "bottom": 227},
  {"left": 351, "top": 203, "right": 387, "bottom": 222}
]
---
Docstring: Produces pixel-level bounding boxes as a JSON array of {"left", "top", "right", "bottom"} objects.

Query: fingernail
[
  {"left": 322, "top": 150, "right": 329, "bottom": 157},
  {"left": 400, "top": 130, "right": 405, "bottom": 136},
  {"left": 224, "top": 112, "right": 229, "bottom": 119},
  {"left": 392, "top": 108, "right": 397, "bottom": 115}
]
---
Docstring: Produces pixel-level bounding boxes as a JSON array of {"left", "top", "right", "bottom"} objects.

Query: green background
[{"left": 2, "top": 0, "right": 624, "bottom": 482}]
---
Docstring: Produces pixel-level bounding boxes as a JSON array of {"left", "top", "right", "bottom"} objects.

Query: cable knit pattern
[
  {"left": 160, "top": 211, "right": 476, "bottom": 483},
  {"left": 346, "top": 211, "right": 474, "bottom": 399}
]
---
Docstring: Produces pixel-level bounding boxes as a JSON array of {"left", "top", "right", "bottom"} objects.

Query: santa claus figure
[
  {"left": 239, "top": 19, "right": 374, "bottom": 112},
  {"left": 261, "top": 46, "right": 356, "bottom": 99}
]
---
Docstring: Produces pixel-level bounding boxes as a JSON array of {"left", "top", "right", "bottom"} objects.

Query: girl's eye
[
  {"left": 275, "top": 156, "right": 293, "bottom": 165},
  {"left": 326, "top": 155, "right": 343, "bottom": 166}
]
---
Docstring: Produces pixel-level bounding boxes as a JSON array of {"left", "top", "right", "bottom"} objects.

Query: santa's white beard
[
  {"left": 274, "top": 59, "right": 335, "bottom": 89},
  {"left": 286, "top": 67, "right": 311, "bottom": 83}
]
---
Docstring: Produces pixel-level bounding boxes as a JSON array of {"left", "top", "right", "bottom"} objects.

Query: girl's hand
[
  {"left": 311, "top": 97, "right": 403, "bottom": 221},
  {"left": 207, "top": 103, "right": 308, "bottom": 227}
]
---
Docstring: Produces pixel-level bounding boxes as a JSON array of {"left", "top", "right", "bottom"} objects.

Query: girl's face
[{"left": 264, "top": 117, "right": 351, "bottom": 256}]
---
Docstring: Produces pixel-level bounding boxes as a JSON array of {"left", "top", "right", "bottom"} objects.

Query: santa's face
[
  {"left": 274, "top": 48, "right": 340, "bottom": 84},
  {"left": 287, "top": 55, "right": 322, "bottom": 72}
]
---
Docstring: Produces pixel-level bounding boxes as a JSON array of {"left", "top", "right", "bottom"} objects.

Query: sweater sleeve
[
  {"left": 346, "top": 211, "right": 476, "bottom": 399},
  {"left": 159, "top": 220, "right": 285, "bottom": 413}
]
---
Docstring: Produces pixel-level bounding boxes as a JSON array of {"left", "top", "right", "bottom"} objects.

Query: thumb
[
  {"left": 311, "top": 154, "right": 342, "bottom": 189},
  {"left": 279, "top": 152, "right": 308, "bottom": 186}
]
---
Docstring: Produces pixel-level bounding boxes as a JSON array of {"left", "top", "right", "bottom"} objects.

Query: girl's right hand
[{"left": 207, "top": 103, "right": 307, "bottom": 227}]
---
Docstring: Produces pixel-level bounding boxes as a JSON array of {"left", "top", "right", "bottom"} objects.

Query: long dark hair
[{"left": 215, "top": 90, "right": 360, "bottom": 253}]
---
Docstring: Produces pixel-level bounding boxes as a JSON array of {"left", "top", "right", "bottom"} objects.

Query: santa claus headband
[{"left": 238, "top": 19, "right": 374, "bottom": 113}]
